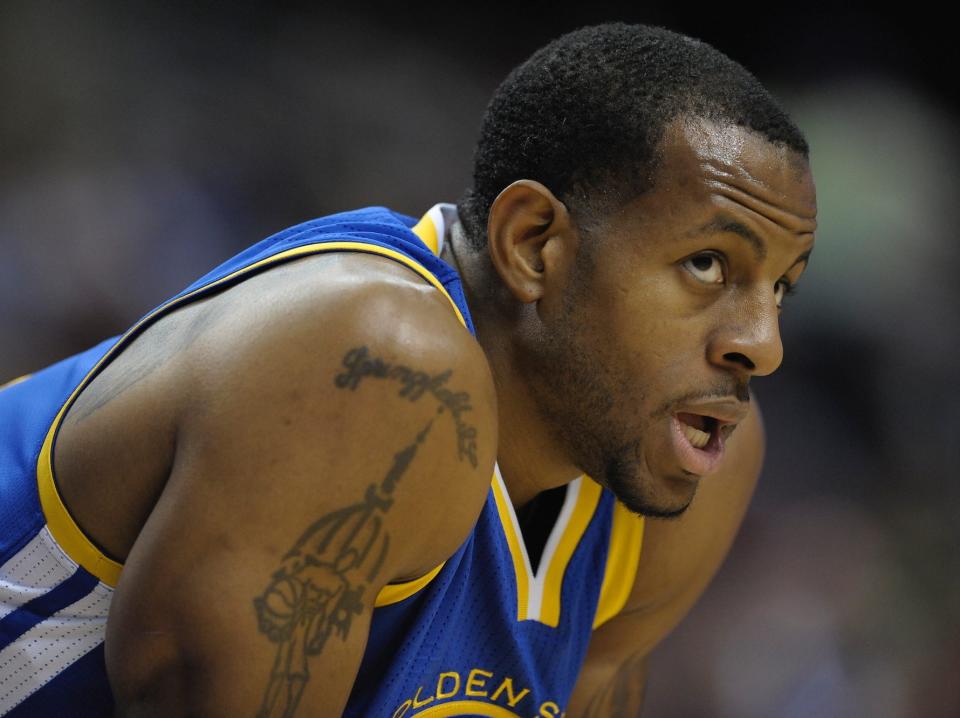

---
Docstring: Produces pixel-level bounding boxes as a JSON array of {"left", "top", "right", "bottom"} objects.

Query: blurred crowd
[{"left": 1, "top": 3, "right": 956, "bottom": 716}]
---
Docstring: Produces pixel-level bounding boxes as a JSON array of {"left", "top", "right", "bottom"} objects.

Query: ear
[{"left": 486, "top": 180, "right": 577, "bottom": 304}]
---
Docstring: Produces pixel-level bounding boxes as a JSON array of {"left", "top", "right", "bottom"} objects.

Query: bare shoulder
[
  {"left": 107, "top": 251, "right": 497, "bottom": 716},
  {"left": 569, "top": 398, "right": 765, "bottom": 716},
  {"left": 182, "top": 251, "right": 496, "bottom": 557}
]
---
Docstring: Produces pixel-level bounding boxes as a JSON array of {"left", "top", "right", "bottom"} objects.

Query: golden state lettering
[{"left": 391, "top": 668, "right": 566, "bottom": 718}]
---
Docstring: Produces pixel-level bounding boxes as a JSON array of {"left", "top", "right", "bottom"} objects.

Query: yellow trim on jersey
[
  {"left": 0, "top": 374, "right": 31, "bottom": 391},
  {"left": 592, "top": 500, "right": 645, "bottom": 629},
  {"left": 412, "top": 213, "right": 440, "bottom": 254},
  {"left": 539, "top": 477, "right": 603, "bottom": 627},
  {"left": 36, "top": 232, "right": 465, "bottom": 589},
  {"left": 491, "top": 471, "right": 604, "bottom": 627},
  {"left": 409, "top": 700, "right": 523, "bottom": 717},
  {"left": 491, "top": 475, "right": 531, "bottom": 622},
  {"left": 375, "top": 561, "right": 446, "bottom": 607},
  {"left": 37, "top": 432, "right": 124, "bottom": 585}
]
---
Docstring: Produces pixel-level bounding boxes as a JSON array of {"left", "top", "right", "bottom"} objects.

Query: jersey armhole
[
  {"left": 373, "top": 562, "right": 446, "bottom": 607},
  {"left": 592, "top": 500, "right": 645, "bottom": 629}
]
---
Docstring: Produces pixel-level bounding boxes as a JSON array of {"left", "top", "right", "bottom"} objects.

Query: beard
[{"left": 519, "top": 272, "right": 695, "bottom": 519}]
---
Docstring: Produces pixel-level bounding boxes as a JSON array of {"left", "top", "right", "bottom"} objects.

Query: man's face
[{"left": 529, "top": 116, "right": 817, "bottom": 517}]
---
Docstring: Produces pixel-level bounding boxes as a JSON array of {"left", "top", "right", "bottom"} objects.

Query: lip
[
  {"left": 674, "top": 399, "right": 749, "bottom": 428},
  {"left": 668, "top": 414, "right": 726, "bottom": 476},
  {"left": 667, "top": 399, "right": 749, "bottom": 476}
]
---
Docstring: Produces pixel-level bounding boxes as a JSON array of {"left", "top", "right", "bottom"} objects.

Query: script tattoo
[
  {"left": 253, "top": 420, "right": 433, "bottom": 718},
  {"left": 334, "top": 345, "right": 478, "bottom": 468}
]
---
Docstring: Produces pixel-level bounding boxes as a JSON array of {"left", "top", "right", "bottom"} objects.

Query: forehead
[{"left": 603, "top": 116, "right": 817, "bottom": 239}]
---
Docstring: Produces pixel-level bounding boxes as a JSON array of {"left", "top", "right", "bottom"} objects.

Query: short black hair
[{"left": 457, "top": 23, "right": 808, "bottom": 250}]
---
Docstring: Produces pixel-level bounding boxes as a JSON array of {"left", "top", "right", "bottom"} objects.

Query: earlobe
[{"left": 486, "top": 180, "right": 573, "bottom": 304}]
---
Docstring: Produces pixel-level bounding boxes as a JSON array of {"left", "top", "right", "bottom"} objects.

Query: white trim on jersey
[
  {"left": 0, "top": 528, "right": 76, "bottom": 621},
  {"left": 493, "top": 464, "right": 584, "bottom": 623},
  {"left": 426, "top": 202, "right": 463, "bottom": 258},
  {"left": 427, "top": 204, "right": 447, "bottom": 256},
  {"left": 0, "top": 581, "right": 112, "bottom": 712},
  {"left": 527, "top": 477, "right": 582, "bottom": 619}
]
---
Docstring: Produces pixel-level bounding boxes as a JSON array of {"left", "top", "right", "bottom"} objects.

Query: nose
[{"left": 707, "top": 292, "right": 784, "bottom": 378}]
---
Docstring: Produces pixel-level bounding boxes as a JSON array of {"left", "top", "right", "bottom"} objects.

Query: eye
[
  {"left": 682, "top": 252, "right": 725, "bottom": 285},
  {"left": 774, "top": 279, "right": 798, "bottom": 309}
]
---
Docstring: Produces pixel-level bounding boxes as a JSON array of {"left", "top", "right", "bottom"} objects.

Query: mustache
[{"left": 654, "top": 381, "right": 751, "bottom": 415}]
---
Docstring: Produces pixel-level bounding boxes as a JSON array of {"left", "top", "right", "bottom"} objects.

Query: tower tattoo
[{"left": 253, "top": 419, "right": 434, "bottom": 718}]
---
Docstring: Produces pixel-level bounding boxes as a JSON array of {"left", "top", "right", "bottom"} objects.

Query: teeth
[{"left": 682, "top": 422, "right": 711, "bottom": 449}]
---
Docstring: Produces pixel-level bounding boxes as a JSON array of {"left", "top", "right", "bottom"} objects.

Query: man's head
[
  {"left": 455, "top": 24, "right": 817, "bottom": 517},
  {"left": 457, "top": 22, "right": 808, "bottom": 250}
]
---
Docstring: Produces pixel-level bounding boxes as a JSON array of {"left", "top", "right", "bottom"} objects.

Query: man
[{"left": 0, "top": 22, "right": 816, "bottom": 717}]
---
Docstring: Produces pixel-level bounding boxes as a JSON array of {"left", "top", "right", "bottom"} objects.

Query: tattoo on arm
[
  {"left": 253, "top": 419, "right": 434, "bottom": 718},
  {"left": 334, "top": 345, "right": 478, "bottom": 468},
  {"left": 582, "top": 652, "right": 648, "bottom": 718}
]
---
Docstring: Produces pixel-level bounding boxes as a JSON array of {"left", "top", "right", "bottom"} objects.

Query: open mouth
[
  {"left": 669, "top": 411, "right": 728, "bottom": 476},
  {"left": 668, "top": 402, "right": 746, "bottom": 476},
  {"left": 675, "top": 412, "right": 718, "bottom": 450}
]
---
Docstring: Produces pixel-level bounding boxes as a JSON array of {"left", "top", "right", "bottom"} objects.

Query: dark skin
[
  {"left": 450, "top": 115, "right": 815, "bottom": 517},
  {"left": 447, "top": 115, "right": 816, "bottom": 714},
  {"left": 57, "top": 257, "right": 499, "bottom": 716},
  {"left": 52, "top": 115, "right": 815, "bottom": 716}
]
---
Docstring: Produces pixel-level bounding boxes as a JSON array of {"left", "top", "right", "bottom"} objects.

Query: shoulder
[
  {"left": 106, "top": 246, "right": 496, "bottom": 715},
  {"left": 176, "top": 249, "right": 498, "bottom": 579}
]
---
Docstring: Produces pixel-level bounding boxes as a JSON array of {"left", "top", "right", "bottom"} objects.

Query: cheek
[
  {"left": 605, "top": 279, "right": 707, "bottom": 357},
  {"left": 588, "top": 257, "right": 716, "bottom": 382},
  {"left": 605, "top": 262, "right": 694, "bottom": 315}
]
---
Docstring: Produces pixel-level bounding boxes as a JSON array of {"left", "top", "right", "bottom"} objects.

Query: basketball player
[{"left": 0, "top": 23, "right": 816, "bottom": 717}]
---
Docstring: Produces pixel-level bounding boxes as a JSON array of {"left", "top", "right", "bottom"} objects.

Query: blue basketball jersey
[{"left": 0, "top": 204, "right": 644, "bottom": 717}]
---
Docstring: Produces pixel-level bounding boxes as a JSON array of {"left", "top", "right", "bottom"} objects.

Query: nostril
[{"left": 723, "top": 352, "right": 755, "bottom": 370}]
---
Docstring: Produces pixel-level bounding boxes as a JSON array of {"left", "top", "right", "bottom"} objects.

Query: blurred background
[{"left": 1, "top": 3, "right": 956, "bottom": 716}]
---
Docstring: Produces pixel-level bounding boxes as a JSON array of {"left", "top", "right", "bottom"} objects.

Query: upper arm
[
  {"left": 105, "top": 255, "right": 497, "bottom": 717},
  {"left": 569, "top": 398, "right": 765, "bottom": 716}
]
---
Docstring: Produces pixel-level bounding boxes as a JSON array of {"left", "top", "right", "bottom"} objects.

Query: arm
[
  {"left": 568, "top": 399, "right": 766, "bottom": 718},
  {"left": 104, "top": 255, "right": 497, "bottom": 717}
]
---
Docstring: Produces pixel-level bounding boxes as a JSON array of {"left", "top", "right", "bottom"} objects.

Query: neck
[{"left": 444, "top": 221, "right": 582, "bottom": 510}]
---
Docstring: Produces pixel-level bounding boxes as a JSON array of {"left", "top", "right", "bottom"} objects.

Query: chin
[
  {"left": 602, "top": 456, "right": 696, "bottom": 519},
  {"left": 615, "top": 488, "right": 693, "bottom": 519}
]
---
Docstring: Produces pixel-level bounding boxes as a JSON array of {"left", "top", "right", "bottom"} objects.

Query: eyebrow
[
  {"left": 688, "top": 217, "right": 767, "bottom": 260},
  {"left": 687, "top": 216, "right": 815, "bottom": 270}
]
